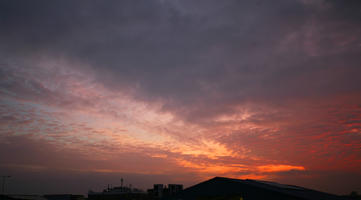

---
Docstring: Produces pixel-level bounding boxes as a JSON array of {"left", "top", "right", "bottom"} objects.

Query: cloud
[
  {"left": 1, "top": 0, "right": 360, "bottom": 122},
  {"left": 257, "top": 165, "right": 305, "bottom": 173},
  {"left": 0, "top": 0, "right": 360, "bottom": 195}
]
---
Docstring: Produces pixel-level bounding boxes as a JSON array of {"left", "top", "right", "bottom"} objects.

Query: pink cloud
[{"left": 1, "top": 57, "right": 361, "bottom": 195}]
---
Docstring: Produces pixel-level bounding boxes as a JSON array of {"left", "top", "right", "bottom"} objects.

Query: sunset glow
[{"left": 0, "top": 0, "right": 361, "bottom": 196}]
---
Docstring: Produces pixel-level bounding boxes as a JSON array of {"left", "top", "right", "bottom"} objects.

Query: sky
[{"left": 0, "top": 0, "right": 361, "bottom": 196}]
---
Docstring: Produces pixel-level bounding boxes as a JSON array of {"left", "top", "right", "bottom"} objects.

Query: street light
[{"left": 1, "top": 176, "right": 11, "bottom": 194}]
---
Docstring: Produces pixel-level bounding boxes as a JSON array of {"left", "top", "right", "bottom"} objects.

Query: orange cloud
[{"left": 257, "top": 165, "right": 305, "bottom": 173}]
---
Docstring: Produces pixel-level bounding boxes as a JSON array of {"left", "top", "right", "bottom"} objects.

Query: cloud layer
[{"left": 0, "top": 0, "right": 360, "bottom": 195}]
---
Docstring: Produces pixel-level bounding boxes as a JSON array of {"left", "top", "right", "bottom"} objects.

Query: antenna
[{"left": 121, "top": 178, "right": 123, "bottom": 188}]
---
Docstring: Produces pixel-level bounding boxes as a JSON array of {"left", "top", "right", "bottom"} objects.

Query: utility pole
[{"left": 1, "top": 176, "right": 11, "bottom": 194}]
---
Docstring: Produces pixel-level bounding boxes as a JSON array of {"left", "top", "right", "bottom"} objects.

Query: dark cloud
[
  {"left": 2, "top": 0, "right": 360, "bottom": 122},
  {"left": 325, "top": 0, "right": 361, "bottom": 21},
  {"left": 1, "top": 0, "right": 361, "bottom": 195}
]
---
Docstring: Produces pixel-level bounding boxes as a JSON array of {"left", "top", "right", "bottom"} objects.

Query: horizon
[
  {"left": 0, "top": 0, "right": 360, "bottom": 196},
  {"left": 0, "top": 176, "right": 356, "bottom": 196}
]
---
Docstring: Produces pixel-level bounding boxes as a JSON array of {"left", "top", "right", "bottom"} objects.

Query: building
[
  {"left": 168, "top": 177, "right": 350, "bottom": 200},
  {"left": 168, "top": 184, "right": 183, "bottom": 196},
  {"left": 147, "top": 184, "right": 183, "bottom": 199},
  {"left": 153, "top": 184, "right": 164, "bottom": 198},
  {"left": 88, "top": 179, "right": 147, "bottom": 200}
]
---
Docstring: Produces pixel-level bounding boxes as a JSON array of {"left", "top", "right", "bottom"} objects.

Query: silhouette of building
[
  {"left": 88, "top": 178, "right": 147, "bottom": 200},
  {"left": 168, "top": 184, "right": 183, "bottom": 196},
  {"left": 167, "top": 177, "right": 350, "bottom": 200},
  {"left": 147, "top": 184, "right": 183, "bottom": 199},
  {"left": 153, "top": 184, "right": 164, "bottom": 198}
]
